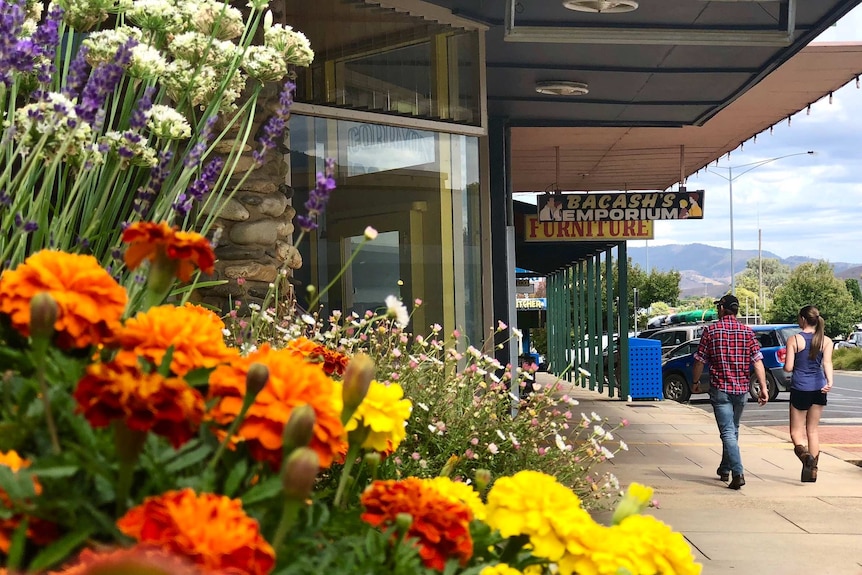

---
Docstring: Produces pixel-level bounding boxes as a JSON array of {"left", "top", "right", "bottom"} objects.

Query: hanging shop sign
[
  {"left": 516, "top": 297, "right": 546, "bottom": 310},
  {"left": 537, "top": 191, "right": 704, "bottom": 222},
  {"left": 525, "top": 215, "right": 654, "bottom": 242}
]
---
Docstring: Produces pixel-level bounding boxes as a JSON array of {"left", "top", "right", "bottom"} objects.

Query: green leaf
[
  {"left": 28, "top": 527, "right": 95, "bottom": 572},
  {"left": 163, "top": 442, "right": 213, "bottom": 474},
  {"left": 5, "top": 518, "right": 29, "bottom": 571},
  {"left": 184, "top": 367, "right": 214, "bottom": 387},
  {"left": 241, "top": 475, "right": 283, "bottom": 506},
  {"left": 157, "top": 345, "right": 175, "bottom": 378},
  {"left": 29, "top": 465, "right": 79, "bottom": 479},
  {"left": 171, "top": 279, "right": 227, "bottom": 295},
  {"left": 0, "top": 465, "right": 36, "bottom": 502},
  {"left": 223, "top": 458, "right": 249, "bottom": 497}
]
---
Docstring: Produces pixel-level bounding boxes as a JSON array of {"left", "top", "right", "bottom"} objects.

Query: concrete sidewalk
[{"left": 537, "top": 373, "right": 862, "bottom": 575}]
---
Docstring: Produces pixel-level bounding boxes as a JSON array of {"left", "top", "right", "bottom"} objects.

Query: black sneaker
[{"left": 728, "top": 475, "right": 745, "bottom": 490}]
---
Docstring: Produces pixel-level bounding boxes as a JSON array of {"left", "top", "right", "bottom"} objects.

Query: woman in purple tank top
[{"left": 783, "top": 305, "right": 833, "bottom": 482}]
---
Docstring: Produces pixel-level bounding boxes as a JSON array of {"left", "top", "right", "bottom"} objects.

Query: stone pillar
[{"left": 198, "top": 83, "right": 303, "bottom": 313}]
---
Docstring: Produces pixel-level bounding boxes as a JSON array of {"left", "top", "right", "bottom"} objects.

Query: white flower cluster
[
  {"left": 146, "top": 105, "right": 192, "bottom": 140},
  {"left": 82, "top": 26, "right": 143, "bottom": 66},
  {"left": 100, "top": 130, "right": 158, "bottom": 167},
  {"left": 191, "top": 0, "right": 244, "bottom": 39},
  {"left": 57, "top": 0, "right": 114, "bottom": 31},
  {"left": 242, "top": 45, "right": 288, "bottom": 82},
  {"left": 126, "top": 0, "right": 186, "bottom": 33},
  {"left": 264, "top": 20, "right": 314, "bottom": 67},
  {"left": 13, "top": 93, "right": 98, "bottom": 163}
]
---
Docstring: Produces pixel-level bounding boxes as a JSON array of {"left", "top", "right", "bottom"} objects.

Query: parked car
[
  {"left": 661, "top": 339, "right": 709, "bottom": 402},
  {"left": 748, "top": 323, "right": 801, "bottom": 400},
  {"left": 641, "top": 323, "right": 710, "bottom": 355},
  {"left": 834, "top": 331, "right": 862, "bottom": 349}
]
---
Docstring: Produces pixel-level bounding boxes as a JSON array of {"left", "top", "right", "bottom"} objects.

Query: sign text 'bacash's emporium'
[
  {"left": 536, "top": 191, "right": 705, "bottom": 222},
  {"left": 525, "top": 216, "right": 654, "bottom": 242}
]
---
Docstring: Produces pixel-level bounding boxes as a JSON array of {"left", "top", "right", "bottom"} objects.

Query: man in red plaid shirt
[{"left": 693, "top": 294, "right": 768, "bottom": 490}]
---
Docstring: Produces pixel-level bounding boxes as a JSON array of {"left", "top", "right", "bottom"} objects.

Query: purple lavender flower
[
  {"left": 298, "top": 158, "right": 336, "bottom": 233},
  {"left": 134, "top": 149, "right": 173, "bottom": 217},
  {"left": 63, "top": 46, "right": 91, "bottom": 99},
  {"left": 173, "top": 156, "right": 224, "bottom": 217},
  {"left": 252, "top": 80, "right": 295, "bottom": 167},
  {"left": 183, "top": 115, "right": 218, "bottom": 169},
  {"left": 0, "top": 188, "right": 10, "bottom": 207},
  {"left": 0, "top": 1, "right": 63, "bottom": 88},
  {"left": 130, "top": 87, "right": 157, "bottom": 131},
  {"left": 76, "top": 39, "right": 136, "bottom": 126}
]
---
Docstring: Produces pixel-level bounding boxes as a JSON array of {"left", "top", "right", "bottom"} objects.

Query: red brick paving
[{"left": 763, "top": 425, "right": 862, "bottom": 455}]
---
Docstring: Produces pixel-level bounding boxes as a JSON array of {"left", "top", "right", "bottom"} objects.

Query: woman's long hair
[{"left": 799, "top": 305, "right": 825, "bottom": 360}]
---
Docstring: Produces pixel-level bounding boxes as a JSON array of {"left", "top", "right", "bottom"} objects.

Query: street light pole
[{"left": 708, "top": 151, "right": 815, "bottom": 296}]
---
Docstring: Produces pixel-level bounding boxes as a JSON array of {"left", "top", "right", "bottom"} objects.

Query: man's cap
[{"left": 714, "top": 294, "right": 739, "bottom": 309}]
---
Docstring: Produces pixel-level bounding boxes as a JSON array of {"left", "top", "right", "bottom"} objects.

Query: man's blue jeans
[{"left": 710, "top": 387, "right": 748, "bottom": 476}]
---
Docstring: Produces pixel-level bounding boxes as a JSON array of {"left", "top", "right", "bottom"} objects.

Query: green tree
[
  {"left": 768, "top": 261, "right": 862, "bottom": 337},
  {"left": 845, "top": 278, "right": 862, "bottom": 304},
  {"left": 602, "top": 258, "right": 681, "bottom": 331},
  {"left": 736, "top": 258, "right": 791, "bottom": 309}
]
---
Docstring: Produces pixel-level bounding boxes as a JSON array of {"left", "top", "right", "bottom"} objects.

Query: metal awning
[{"left": 511, "top": 43, "right": 862, "bottom": 192}]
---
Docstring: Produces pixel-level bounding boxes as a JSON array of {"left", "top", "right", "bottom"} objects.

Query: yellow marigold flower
[
  {"left": 344, "top": 380, "right": 412, "bottom": 453},
  {"left": 113, "top": 303, "right": 236, "bottom": 376},
  {"left": 612, "top": 482, "right": 655, "bottom": 525},
  {"left": 117, "top": 489, "right": 275, "bottom": 575},
  {"left": 0, "top": 250, "right": 127, "bottom": 349},
  {"left": 612, "top": 514, "right": 702, "bottom": 575},
  {"left": 424, "top": 476, "right": 486, "bottom": 521},
  {"left": 485, "top": 471, "right": 596, "bottom": 562},
  {"left": 480, "top": 564, "right": 523, "bottom": 575},
  {"left": 208, "top": 345, "right": 346, "bottom": 469},
  {"left": 123, "top": 221, "right": 215, "bottom": 282}
]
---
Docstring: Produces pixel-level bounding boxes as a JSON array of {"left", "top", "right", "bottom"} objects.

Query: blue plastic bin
[{"left": 627, "top": 337, "right": 662, "bottom": 400}]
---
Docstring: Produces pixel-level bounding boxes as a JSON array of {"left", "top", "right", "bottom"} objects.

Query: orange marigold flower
[
  {"left": 208, "top": 345, "right": 346, "bottom": 469},
  {"left": 123, "top": 222, "right": 215, "bottom": 282},
  {"left": 74, "top": 360, "right": 205, "bottom": 448},
  {"left": 112, "top": 303, "right": 236, "bottom": 377},
  {"left": 283, "top": 337, "right": 350, "bottom": 376},
  {"left": 0, "top": 451, "right": 58, "bottom": 554},
  {"left": 48, "top": 545, "right": 202, "bottom": 575},
  {"left": 360, "top": 478, "right": 474, "bottom": 570},
  {"left": 0, "top": 250, "right": 127, "bottom": 349},
  {"left": 117, "top": 489, "right": 275, "bottom": 575}
]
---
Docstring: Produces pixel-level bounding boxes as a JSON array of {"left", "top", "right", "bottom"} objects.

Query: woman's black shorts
[{"left": 790, "top": 389, "right": 828, "bottom": 411}]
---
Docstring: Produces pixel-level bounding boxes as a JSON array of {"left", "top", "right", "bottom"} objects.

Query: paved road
[
  {"left": 686, "top": 371, "right": 862, "bottom": 426},
  {"left": 686, "top": 371, "right": 862, "bottom": 458}
]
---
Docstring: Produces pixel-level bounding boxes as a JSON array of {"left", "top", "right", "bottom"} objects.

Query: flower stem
[
  {"left": 307, "top": 237, "right": 369, "bottom": 309},
  {"left": 333, "top": 441, "right": 361, "bottom": 508},
  {"left": 272, "top": 498, "right": 302, "bottom": 551},
  {"left": 114, "top": 423, "right": 146, "bottom": 516},
  {"left": 208, "top": 393, "right": 255, "bottom": 472},
  {"left": 36, "top": 372, "right": 60, "bottom": 455}
]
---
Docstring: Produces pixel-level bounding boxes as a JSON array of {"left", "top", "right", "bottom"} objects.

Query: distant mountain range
[{"left": 626, "top": 243, "right": 862, "bottom": 298}]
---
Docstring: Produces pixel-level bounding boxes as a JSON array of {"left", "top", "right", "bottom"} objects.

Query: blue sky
[{"left": 649, "top": 7, "right": 862, "bottom": 265}]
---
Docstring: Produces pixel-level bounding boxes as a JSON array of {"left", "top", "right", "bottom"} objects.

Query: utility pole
[{"left": 758, "top": 228, "right": 763, "bottom": 324}]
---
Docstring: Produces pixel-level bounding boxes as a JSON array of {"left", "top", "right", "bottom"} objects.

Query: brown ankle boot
[
  {"left": 794, "top": 444, "right": 809, "bottom": 462},
  {"left": 802, "top": 453, "right": 819, "bottom": 483}
]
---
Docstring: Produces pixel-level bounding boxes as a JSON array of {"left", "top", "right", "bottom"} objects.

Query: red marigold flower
[
  {"left": 0, "top": 451, "right": 59, "bottom": 554},
  {"left": 117, "top": 489, "right": 275, "bottom": 575},
  {"left": 283, "top": 336, "right": 350, "bottom": 376},
  {"left": 74, "top": 360, "right": 205, "bottom": 449},
  {"left": 360, "top": 478, "right": 474, "bottom": 570},
  {"left": 208, "top": 344, "right": 346, "bottom": 469},
  {"left": 48, "top": 545, "right": 202, "bottom": 575},
  {"left": 0, "top": 250, "right": 127, "bottom": 349},
  {"left": 112, "top": 303, "right": 237, "bottom": 377},
  {"left": 123, "top": 222, "right": 215, "bottom": 282}
]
